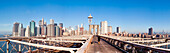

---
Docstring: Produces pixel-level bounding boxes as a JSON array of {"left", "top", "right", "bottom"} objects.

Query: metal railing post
[{"left": 6, "top": 41, "right": 9, "bottom": 53}]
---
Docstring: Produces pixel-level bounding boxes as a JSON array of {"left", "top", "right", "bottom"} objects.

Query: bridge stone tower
[
  {"left": 88, "top": 14, "right": 100, "bottom": 35},
  {"left": 89, "top": 25, "right": 99, "bottom": 35}
]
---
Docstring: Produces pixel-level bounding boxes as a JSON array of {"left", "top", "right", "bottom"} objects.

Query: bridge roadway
[{"left": 87, "top": 35, "right": 122, "bottom": 53}]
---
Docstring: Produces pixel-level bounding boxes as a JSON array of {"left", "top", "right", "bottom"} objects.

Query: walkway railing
[
  {"left": 76, "top": 35, "right": 94, "bottom": 53},
  {"left": 0, "top": 35, "right": 94, "bottom": 53},
  {"left": 99, "top": 35, "right": 170, "bottom": 53}
]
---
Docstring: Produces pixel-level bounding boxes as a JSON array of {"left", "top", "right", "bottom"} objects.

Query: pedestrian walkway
[{"left": 87, "top": 36, "right": 122, "bottom": 53}]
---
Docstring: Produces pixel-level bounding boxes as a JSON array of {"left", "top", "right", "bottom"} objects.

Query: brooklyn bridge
[{"left": 0, "top": 34, "right": 170, "bottom": 53}]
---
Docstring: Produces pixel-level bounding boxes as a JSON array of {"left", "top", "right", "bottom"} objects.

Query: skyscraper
[
  {"left": 44, "top": 26, "right": 47, "bottom": 35},
  {"left": 71, "top": 30, "right": 75, "bottom": 35},
  {"left": 41, "top": 26, "right": 44, "bottom": 35},
  {"left": 25, "top": 26, "right": 30, "bottom": 37},
  {"left": 148, "top": 27, "right": 153, "bottom": 35},
  {"left": 117, "top": 27, "right": 121, "bottom": 33},
  {"left": 54, "top": 23, "right": 57, "bottom": 36},
  {"left": 44, "top": 22, "right": 47, "bottom": 25},
  {"left": 47, "top": 25, "right": 50, "bottom": 36},
  {"left": 47, "top": 19, "right": 55, "bottom": 36},
  {"left": 55, "top": 26, "right": 60, "bottom": 37},
  {"left": 47, "top": 24, "right": 55, "bottom": 36},
  {"left": 100, "top": 21, "right": 108, "bottom": 34},
  {"left": 77, "top": 25, "right": 80, "bottom": 35},
  {"left": 35, "top": 27, "right": 37, "bottom": 36},
  {"left": 51, "top": 24, "right": 54, "bottom": 36},
  {"left": 40, "top": 18, "right": 45, "bottom": 36},
  {"left": 108, "top": 26, "right": 112, "bottom": 34},
  {"left": 50, "top": 19, "right": 54, "bottom": 24},
  {"left": 80, "top": 24, "right": 84, "bottom": 35},
  {"left": 59, "top": 23, "right": 63, "bottom": 36},
  {"left": 59, "top": 23, "right": 63, "bottom": 28},
  {"left": 30, "top": 20, "right": 36, "bottom": 37},
  {"left": 54, "top": 23, "right": 57, "bottom": 26},
  {"left": 42, "top": 18, "right": 44, "bottom": 25},
  {"left": 12, "top": 22, "right": 20, "bottom": 37},
  {"left": 18, "top": 23, "right": 23, "bottom": 36},
  {"left": 39, "top": 20, "right": 42, "bottom": 26},
  {"left": 22, "top": 28, "right": 26, "bottom": 36},
  {"left": 37, "top": 26, "right": 41, "bottom": 36}
]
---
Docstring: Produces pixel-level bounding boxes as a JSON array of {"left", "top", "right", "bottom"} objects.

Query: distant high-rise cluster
[
  {"left": 86, "top": 14, "right": 163, "bottom": 38},
  {"left": 12, "top": 22, "right": 25, "bottom": 37},
  {"left": 11, "top": 14, "right": 167, "bottom": 39},
  {"left": 12, "top": 18, "right": 87, "bottom": 37}
]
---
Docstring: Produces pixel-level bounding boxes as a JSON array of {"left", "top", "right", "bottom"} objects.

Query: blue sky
[{"left": 0, "top": 0, "right": 170, "bottom": 34}]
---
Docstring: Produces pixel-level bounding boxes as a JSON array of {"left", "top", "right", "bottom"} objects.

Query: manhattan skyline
[{"left": 1, "top": 0, "right": 170, "bottom": 34}]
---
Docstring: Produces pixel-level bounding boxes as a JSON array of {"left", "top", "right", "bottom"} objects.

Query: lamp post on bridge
[
  {"left": 88, "top": 14, "right": 93, "bottom": 25},
  {"left": 88, "top": 14, "right": 93, "bottom": 35}
]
